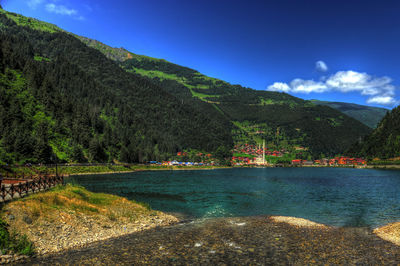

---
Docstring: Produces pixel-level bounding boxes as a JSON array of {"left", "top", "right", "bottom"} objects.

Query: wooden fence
[{"left": 0, "top": 175, "right": 64, "bottom": 203}]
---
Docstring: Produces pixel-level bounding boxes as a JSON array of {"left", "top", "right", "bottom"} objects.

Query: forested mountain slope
[
  {"left": 0, "top": 9, "right": 233, "bottom": 164},
  {"left": 311, "top": 100, "right": 388, "bottom": 128},
  {"left": 79, "top": 37, "right": 371, "bottom": 157},
  {"left": 0, "top": 8, "right": 372, "bottom": 163},
  {"left": 348, "top": 105, "right": 400, "bottom": 159}
]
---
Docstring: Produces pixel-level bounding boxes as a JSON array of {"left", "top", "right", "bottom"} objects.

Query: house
[
  {"left": 356, "top": 158, "right": 367, "bottom": 165},
  {"left": 302, "top": 160, "right": 313, "bottom": 166},
  {"left": 292, "top": 159, "right": 302, "bottom": 165}
]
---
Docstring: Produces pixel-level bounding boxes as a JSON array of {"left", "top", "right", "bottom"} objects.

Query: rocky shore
[
  {"left": 1, "top": 185, "right": 178, "bottom": 256},
  {"left": 18, "top": 216, "right": 400, "bottom": 265},
  {"left": 4, "top": 208, "right": 177, "bottom": 255}
]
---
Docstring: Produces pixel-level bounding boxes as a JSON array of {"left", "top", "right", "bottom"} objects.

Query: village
[
  {"left": 150, "top": 144, "right": 367, "bottom": 167},
  {"left": 231, "top": 144, "right": 367, "bottom": 166}
]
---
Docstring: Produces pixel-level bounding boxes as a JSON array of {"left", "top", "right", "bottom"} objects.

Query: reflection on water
[{"left": 66, "top": 168, "right": 400, "bottom": 227}]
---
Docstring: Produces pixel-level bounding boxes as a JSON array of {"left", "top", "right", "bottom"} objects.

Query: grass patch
[
  {"left": 71, "top": 204, "right": 99, "bottom": 213},
  {"left": 33, "top": 55, "right": 51, "bottom": 62},
  {"left": 15, "top": 184, "right": 154, "bottom": 219},
  {"left": 189, "top": 88, "right": 219, "bottom": 100},
  {"left": 0, "top": 9, "right": 62, "bottom": 33},
  {"left": 233, "top": 153, "right": 256, "bottom": 158},
  {"left": 0, "top": 218, "right": 34, "bottom": 255}
]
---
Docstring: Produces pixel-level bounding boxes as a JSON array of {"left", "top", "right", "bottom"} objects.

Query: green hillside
[
  {"left": 0, "top": 8, "right": 372, "bottom": 164},
  {"left": 311, "top": 100, "right": 388, "bottom": 128},
  {"left": 79, "top": 37, "right": 371, "bottom": 157},
  {"left": 0, "top": 8, "right": 62, "bottom": 33},
  {"left": 0, "top": 10, "right": 233, "bottom": 164},
  {"left": 348, "top": 105, "right": 400, "bottom": 159}
]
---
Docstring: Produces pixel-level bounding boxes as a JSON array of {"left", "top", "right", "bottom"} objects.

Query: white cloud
[
  {"left": 27, "top": 0, "right": 44, "bottom": 9},
  {"left": 267, "top": 82, "right": 291, "bottom": 92},
  {"left": 315, "top": 61, "right": 328, "bottom": 72},
  {"left": 367, "top": 95, "right": 396, "bottom": 105},
  {"left": 290, "top": 79, "right": 328, "bottom": 93},
  {"left": 326, "top": 71, "right": 394, "bottom": 96},
  {"left": 267, "top": 69, "right": 398, "bottom": 106},
  {"left": 45, "top": 3, "right": 77, "bottom": 15}
]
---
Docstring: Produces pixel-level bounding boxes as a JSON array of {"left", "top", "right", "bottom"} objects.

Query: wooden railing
[{"left": 0, "top": 175, "right": 64, "bottom": 202}]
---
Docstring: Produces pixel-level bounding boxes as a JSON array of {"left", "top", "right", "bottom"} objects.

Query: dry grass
[{"left": 5, "top": 184, "right": 153, "bottom": 222}]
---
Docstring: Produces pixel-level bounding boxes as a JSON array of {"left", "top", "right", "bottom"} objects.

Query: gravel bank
[{"left": 20, "top": 216, "right": 400, "bottom": 265}]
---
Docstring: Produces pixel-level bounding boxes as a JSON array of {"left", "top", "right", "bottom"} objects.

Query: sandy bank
[
  {"left": 373, "top": 222, "right": 400, "bottom": 246},
  {"left": 68, "top": 170, "right": 139, "bottom": 176},
  {"left": 67, "top": 166, "right": 230, "bottom": 176},
  {"left": 368, "top": 165, "right": 400, "bottom": 170},
  {"left": 270, "top": 216, "right": 328, "bottom": 228}
]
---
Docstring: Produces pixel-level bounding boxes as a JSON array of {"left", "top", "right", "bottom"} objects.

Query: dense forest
[
  {"left": 0, "top": 8, "right": 374, "bottom": 164},
  {"left": 348, "top": 105, "right": 400, "bottom": 159},
  {"left": 0, "top": 10, "right": 233, "bottom": 164}
]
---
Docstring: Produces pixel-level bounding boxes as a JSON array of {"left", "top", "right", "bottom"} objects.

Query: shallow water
[{"left": 66, "top": 167, "right": 400, "bottom": 227}]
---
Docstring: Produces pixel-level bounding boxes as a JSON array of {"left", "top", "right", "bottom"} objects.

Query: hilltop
[
  {"left": 311, "top": 100, "right": 388, "bottom": 128},
  {"left": 348, "top": 105, "right": 400, "bottom": 159}
]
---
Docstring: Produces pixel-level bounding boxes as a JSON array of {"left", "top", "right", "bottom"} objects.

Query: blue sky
[{"left": 3, "top": 0, "right": 400, "bottom": 108}]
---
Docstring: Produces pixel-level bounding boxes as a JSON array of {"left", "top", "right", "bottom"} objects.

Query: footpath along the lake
[{"left": 21, "top": 216, "right": 400, "bottom": 265}]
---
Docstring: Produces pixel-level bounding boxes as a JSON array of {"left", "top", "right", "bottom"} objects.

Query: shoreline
[
  {"left": 65, "top": 166, "right": 232, "bottom": 176},
  {"left": 5, "top": 164, "right": 400, "bottom": 180},
  {"left": 23, "top": 215, "right": 400, "bottom": 264},
  {"left": 5, "top": 206, "right": 400, "bottom": 263}
]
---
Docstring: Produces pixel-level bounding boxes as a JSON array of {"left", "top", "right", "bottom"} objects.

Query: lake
[{"left": 66, "top": 167, "right": 400, "bottom": 228}]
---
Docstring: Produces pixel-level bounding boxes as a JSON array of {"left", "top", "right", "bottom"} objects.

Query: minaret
[{"left": 262, "top": 139, "right": 265, "bottom": 166}]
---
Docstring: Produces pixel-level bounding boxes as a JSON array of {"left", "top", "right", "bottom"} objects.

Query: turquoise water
[{"left": 66, "top": 168, "right": 400, "bottom": 227}]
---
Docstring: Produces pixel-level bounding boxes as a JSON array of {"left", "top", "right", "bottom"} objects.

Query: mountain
[
  {"left": 79, "top": 37, "right": 371, "bottom": 157},
  {"left": 311, "top": 100, "right": 388, "bottom": 128},
  {"left": 348, "top": 105, "right": 400, "bottom": 159},
  {"left": 0, "top": 9, "right": 371, "bottom": 164},
  {"left": 0, "top": 9, "right": 233, "bottom": 164}
]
